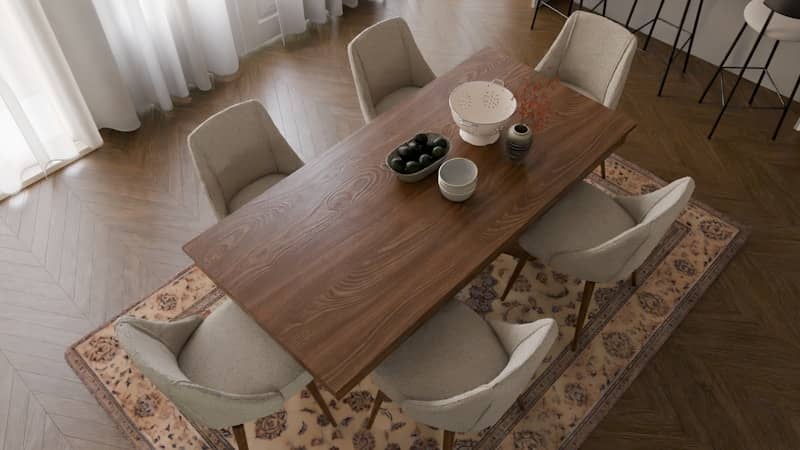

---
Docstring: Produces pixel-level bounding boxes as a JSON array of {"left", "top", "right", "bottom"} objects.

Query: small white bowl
[
  {"left": 438, "top": 158, "right": 477, "bottom": 202},
  {"left": 439, "top": 158, "right": 478, "bottom": 191},
  {"left": 439, "top": 183, "right": 475, "bottom": 202}
]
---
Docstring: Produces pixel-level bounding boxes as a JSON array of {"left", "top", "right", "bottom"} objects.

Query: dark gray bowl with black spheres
[{"left": 386, "top": 132, "right": 450, "bottom": 183}]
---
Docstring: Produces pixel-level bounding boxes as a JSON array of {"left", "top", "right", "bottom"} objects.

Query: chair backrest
[
  {"left": 551, "top": 177, "right": 695, "bottom": 282},
  {"left": 187, "top": 100, "right": 303, "bottom": 220},
  {"left": 115, "top": 314, "right": 285, "bottom": 428},
  {"left": 347, "top": 17, "right": 436, "bottom": 122},
  {"left": 535, "top": 11, "right": 637, "bottom": 109},
  {"left": 396, "top": 319, "right": 558, "bottom": 432}
]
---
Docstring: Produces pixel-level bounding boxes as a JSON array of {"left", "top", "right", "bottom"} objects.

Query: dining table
[{"left": 183, "top": 47, "right": 637, "bottom": 399}]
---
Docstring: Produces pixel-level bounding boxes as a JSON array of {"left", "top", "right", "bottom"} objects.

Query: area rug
[{"left": 66, "top": 155, "right": 747, "bottom": 450}]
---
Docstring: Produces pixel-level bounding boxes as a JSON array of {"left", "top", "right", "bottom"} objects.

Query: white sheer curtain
[
  {"left": 277, "top": 0, "right": 382, "bottom": 36},
  {"left": 0, "top": 0, "right": 239, "bottom": 197},
  {"left": 0, "top": 0, "right": 101, "bottom": 194}
]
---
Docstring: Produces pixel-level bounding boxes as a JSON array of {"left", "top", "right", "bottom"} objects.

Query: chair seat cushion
[
  {"left": 519, "top": 181, "right": 635, "bottom": 263},
  {"left": 375, "top": 86, "right": 423, "bottom": 115},
  {"left": 178, "top": 299, "right": 305, "bottom": 395},
  {"left": 562, "top": 81, "right": 602, "bottom": 104},
  {"left": 228, "top": 174, "right": 286, "bottom": 213},
  {"left": 374, "top": 301, "right": 508, "bottom": 401},
  {"left": 745, "top": 0, "right": 800, "bottom": 41}
]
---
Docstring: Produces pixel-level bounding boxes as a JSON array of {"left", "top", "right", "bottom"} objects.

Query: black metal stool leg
[
  {"left": 568, "top": 0, "right": 574, "bottom": 15},
  {"left": 772, "top": 73, "right": 800, "bottom": 141},
  {"left": 708, "top": 10, "right": 775, "bottom": 139},
  {"left": 530, "top": 0, "right": 542, "bottom": 30},
  {"left": 602, "top": 0, "right": 607, "bottom": 17},
  {"left": 658, "top": 0, "right": 691, "bottom": 96},
  {"left": 748, "top": 40, "right": 780, "bottom": 105},
  {"left": 644, "top": 0, "right": 665, "bottom": 51},
  {"left": 683, "top": 0, "right": 704, "bottom": 72},
  {"left": 699, "top": 21, "right": 748, "bottom": 103},
  {"left": 625, "top": 0, "right": 639, "bottom": 28}
]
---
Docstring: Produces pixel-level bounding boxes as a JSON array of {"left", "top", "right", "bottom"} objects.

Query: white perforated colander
[{"left": 449, "top": 79, "right": 517, "bottom": 146}]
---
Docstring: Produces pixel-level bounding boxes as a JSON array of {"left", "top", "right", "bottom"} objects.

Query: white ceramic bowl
[
  {"left": 438, "top": 158, "right": 477, "bottom": 201},
  {"left": 449, "top": 79, "right": 517, "bottom": 146}
]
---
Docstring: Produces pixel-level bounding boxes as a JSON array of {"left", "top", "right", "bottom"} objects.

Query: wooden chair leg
[
  {"left": 232, "top": 424, "right": 249, "bottom": 450},
  {"left": 572, "top": 281, "right": 595, "bottom": 351},
  {"left": 367, "top": 390, "right": 389, "bottom": 429},
  {"left": 443, "top": 430, "right": 455, "bottom": 450},
  {"left": 600, "top": 160, "right": 607, "bottom": 179},
  {"left": 631, "top": 269, "right": 639, "bottom": 287},
  {"left": 500, "top": 252, "right": 527, "bottom": 301},
  {"left": 306, "top": 382, "right": 337, "bottom": 427}
]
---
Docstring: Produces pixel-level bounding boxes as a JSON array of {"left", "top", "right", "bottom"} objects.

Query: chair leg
[
  {"left": 530, "top": 0, "right": 542, "bottom": 30},
  {"left": 657, "top": 0, "right": 691, "bottom": 97},
  {"left": 631, "top": 269, "right": 639, "bottom": 287},
  {"left": 443, "top": 430, "right": 455, "bottom": 450},
  {"left": 699, "top": 21, "right": 747, "bottom": 104},
  {"left": 500, "top": 246, "right": 528, "bottom": 301},
  {"left": 707, "top": 11, "right": 774, "bottom": 139},
  {"left": 772, "top": 73, "right": 800, "bottom": 141},
  {"left": 600, "top": 160, "right": 606, "bottom": 179},
  {"left": 643, "top": 0, "right": 665, "bottom": 51},
  {"left": 232, "top": 424, "right": 249, "bottom": 450},
  {"left": 683, "top": 0, "right": 704, "bottom": 73},
  {"left": 625, "top": 0, "right": 638, "bottom": 28},
  {"left": 572, "top": 281, "right": 595, "bottom": 351},
  {"left": 748, "top": 40, "right": 779, "bottom": 105},
  {"left": 306, "top": 382, "right": 337, "bottom": 427},
  {"left": 367, "top": 390, "right": 389, "bottom": 429}
]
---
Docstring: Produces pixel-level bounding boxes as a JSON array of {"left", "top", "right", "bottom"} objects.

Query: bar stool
[
  {"left": 530, "top": 0, "right": 607, "bottom": 30},
  {"left": 627, "top": 0, "right": 705, "bottom": 96},
  {"left": 699, "top": 0, "right": 800, "bottom": 140}
]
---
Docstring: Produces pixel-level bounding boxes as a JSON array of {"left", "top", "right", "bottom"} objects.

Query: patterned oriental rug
[{"left": 66, "top": 155, "right": 747, "bottom": 450}]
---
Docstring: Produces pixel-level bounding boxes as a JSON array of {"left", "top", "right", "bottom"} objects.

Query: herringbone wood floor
[{"left": 1, "top": 0, "right": 799, "bottom": 448}]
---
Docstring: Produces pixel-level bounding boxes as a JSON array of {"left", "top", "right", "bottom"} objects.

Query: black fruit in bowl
[
  {"left": 414, "top": 133, "right": 428, "bottom": 146},
  {"left": 405, "top": 161, "right": 421, "bottom": 173},
  {"left": 432, "top": 136, "right": 447, "bottom": 148},
  {"left": 419, "top": 154, "right": 433, "bottom": 167},
  {"left": 431, "top": 146, "right": 446, "bottom": 158},
  {"left": 397, "top": 145, "right": 412, "bottom": 159},
  {"left": 389, "top": 156, "right": 405, "bottom": 172},
  {"left": 407, "top": 141, "right": 421, "bottom": 156}
]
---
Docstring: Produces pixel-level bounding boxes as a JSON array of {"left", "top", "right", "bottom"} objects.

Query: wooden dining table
[{"left": 183, "top": 47, "right": 636, "bottom": 399}]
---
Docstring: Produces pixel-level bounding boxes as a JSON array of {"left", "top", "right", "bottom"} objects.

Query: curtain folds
[
  {"left": 0, "top": 0, "right": 239, "bottom": 196},
  {"left": 277, "top": 0, "right": 381, "bottom": 36}
]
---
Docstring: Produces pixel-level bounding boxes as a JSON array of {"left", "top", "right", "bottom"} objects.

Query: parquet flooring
[{"left": 0, "top": 0, "right": 798, "bottom": 449}]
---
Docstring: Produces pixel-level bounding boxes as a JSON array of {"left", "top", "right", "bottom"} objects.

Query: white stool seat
[{"left": 745, "top": 0, "right": 800, "bottom": 41}]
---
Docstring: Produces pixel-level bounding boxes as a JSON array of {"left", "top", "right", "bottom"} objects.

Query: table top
[{"left": 183, "top": 47, "right": 636, "bottom": 398}]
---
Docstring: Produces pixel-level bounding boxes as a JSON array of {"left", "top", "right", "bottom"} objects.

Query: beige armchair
[
  {"left": 367, "top": 301, "right": 558, "bottom": 450},
  {"left": 502, "top": 177, "right": 695, "bottom": 350},
  {"left": 188, "top": 100, "right": 303, "bottom": 221},
  {"left": 115, "top": 299, "right": 336, "bottom": 450},
  {"left": 347, "top": 17, "right": 436, "bottom": 123},
  {"left": 537, "top": 11, "right": 636, "bottom": 178},
  {"left": 536, "top": 11, "right": 637, "bottom": 110}
]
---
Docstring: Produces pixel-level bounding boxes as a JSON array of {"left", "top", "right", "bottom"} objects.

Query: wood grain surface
[{"left": 183, "top": 47, "right": 636, "bottom": 398}]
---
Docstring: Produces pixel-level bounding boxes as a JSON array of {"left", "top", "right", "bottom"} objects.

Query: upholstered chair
[
  {"left": 347, "top": 17, "right": 436, "bottom": 123},
  {"left": 536, "top": 11, "right": 637, "bottom": 177},
  {"left": 366, "top": 301, "right": 558, "bottom": 450},
  {"left": 188, "top": 100, "right": 304, "bottom": 221},
  {"left": 115, "top": 299, "right": 337, "bottom": 450},
  {"left": 501, "top": 177, "right": 695, "bottom": 350}
]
